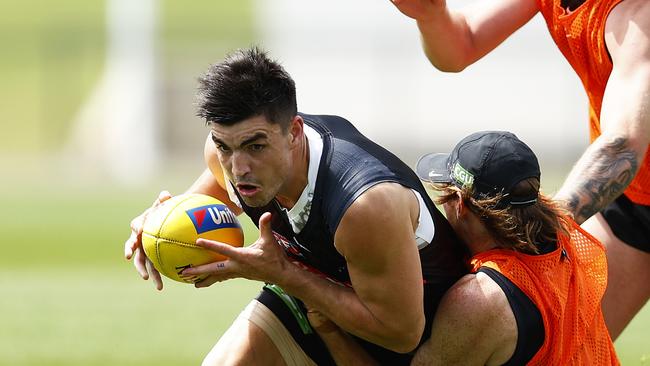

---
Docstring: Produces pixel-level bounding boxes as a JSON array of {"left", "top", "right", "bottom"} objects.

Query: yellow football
[{"left": 142, "top": 193, "right": 244, "bottom": 284}]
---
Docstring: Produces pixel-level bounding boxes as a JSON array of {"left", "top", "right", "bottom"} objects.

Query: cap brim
[{"left": 415, "top": 153, "right": 451, "bottom": 183}]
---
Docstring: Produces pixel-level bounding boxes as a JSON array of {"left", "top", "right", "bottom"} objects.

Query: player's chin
[{"left": 240, "top": 193, "right": 273, "bottom": 208}]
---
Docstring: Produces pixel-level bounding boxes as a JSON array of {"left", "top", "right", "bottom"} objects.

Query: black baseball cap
[{"left": 415, "top": 131, "right": 541, "bottom": 207}]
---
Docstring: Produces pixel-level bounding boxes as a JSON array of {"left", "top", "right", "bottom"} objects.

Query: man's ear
[
  {"left": 288, "top": 115, "right": 304, "bottom": 147},
  {"left": 455, "top": 191, "right": 466, "bottom": 218}
]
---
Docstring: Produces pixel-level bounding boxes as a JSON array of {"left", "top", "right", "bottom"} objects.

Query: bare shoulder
[
  {"left": 440, "top": 272, "right": 513, "bottom": 325},
  {"left": 607, "top": 0, "right": 650, "bottom": 26},
  {"left": 606, "top": 0, "right": 650, "bottom": 60},
  {"left": 337, "top": 182, "right": 418, "bottom": 235},
  {"left": 343, "top": 182, "right": 418, "bottom": 219},
  {"left": 334, "top": 182, "right": 419, "bottom": 259},
  {"left": 603, "top": 0, "right": 650, "bottom": 143},
  {"left": 419, "top": 272, "right": 518, "bottom": 365}
]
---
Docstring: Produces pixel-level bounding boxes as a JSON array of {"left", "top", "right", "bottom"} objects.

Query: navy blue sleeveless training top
[{"left": 236, "top": 113, "right": 466, "bottom": 286}]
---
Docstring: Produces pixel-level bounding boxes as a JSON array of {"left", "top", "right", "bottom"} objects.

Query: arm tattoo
[{"left": 560, "top": 137, "right": 639, "bottom": 224}]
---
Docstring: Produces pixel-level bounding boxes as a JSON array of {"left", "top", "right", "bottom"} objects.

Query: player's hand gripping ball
[{"left": 142, "top": 194, "right": 244, "bottom": 284}]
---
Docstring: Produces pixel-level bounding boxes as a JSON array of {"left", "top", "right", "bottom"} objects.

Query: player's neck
[
  {"left": 458, "top": 214, "right": 499, "bottom": 256},
  {"left": 467, "top": 238, "right": 499, "bottom": 256},
  {"left": 276, "top": 134, "right": 310, "bottom": 209}
]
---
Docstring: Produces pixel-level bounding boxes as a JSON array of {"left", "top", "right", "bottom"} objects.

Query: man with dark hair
[
  {"left": 390, "top": 0, "right": 650, "bottom": 339},
  {"left": 124, "top": 47, "right": 466, "bottom": 365},
  {"left": 308, "top": 131, "right": 619, "bottom": 365}
]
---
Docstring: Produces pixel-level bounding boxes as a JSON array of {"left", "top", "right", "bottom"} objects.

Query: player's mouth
[{"left": 236, "top": 183, "right": 261, "bottom": 197}]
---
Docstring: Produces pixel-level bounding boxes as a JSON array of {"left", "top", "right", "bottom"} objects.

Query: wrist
[{"left": 271, "top": 258, "right": 304, "bottom": 291}]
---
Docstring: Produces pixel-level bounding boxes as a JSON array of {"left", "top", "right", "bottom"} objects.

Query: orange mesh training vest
[
  {"left": 537, "top": 0, "right": 650, "bottom": 205},
  {"left": 470, "top": 222, "right": 619, "bottom": 365}
]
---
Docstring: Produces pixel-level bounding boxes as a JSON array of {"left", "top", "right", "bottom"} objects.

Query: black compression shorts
[
  {"left": 255, "top": 280, "right": 454, "bottom": 366},
  {"left": 601, "top": 194, "right": 650, "bottom": 253}
]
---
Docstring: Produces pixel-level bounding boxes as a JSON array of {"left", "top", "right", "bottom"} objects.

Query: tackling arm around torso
[
  {"left": 310, "top": 270, "right": 518, "bottom": 366},
  {"left": 554, "top": 0, "right": 650, "bottom": 223}
]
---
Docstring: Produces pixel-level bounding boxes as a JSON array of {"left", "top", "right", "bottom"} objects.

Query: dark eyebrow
[
  {"left": 211, "top": 132, "right": 268, "bottom": 149},
  {"left": 240, "top": 132, "right": 268, "bottom": 147},
  {"left": 211, "top": 133, "right": 227, "bottom": 147}
]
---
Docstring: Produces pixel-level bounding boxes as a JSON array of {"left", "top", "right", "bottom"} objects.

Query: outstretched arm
[
  {"left": 554, "top": 0, "right": 650, "bottom": 223},
  {"left": 390, "top": 0, "right": 538, "bottom": 71}
]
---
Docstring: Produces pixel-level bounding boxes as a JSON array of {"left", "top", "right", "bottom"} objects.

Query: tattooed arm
[
  {"left": 555, "top": 137, "right": 640, "bottom": 223},
  {"left": 554, "top": 0, "right": 650, "bottom": 223}
]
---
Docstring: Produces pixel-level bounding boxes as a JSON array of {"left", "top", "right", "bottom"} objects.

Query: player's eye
[
  {"left": 216, "top": 144, "right": 231, "bottom": 153},
  {"left": 249, "top": 144, "right": 265, "bottom": 152}
]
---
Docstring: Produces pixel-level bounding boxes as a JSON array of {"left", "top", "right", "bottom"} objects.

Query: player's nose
[{"left": 230, "top": 151, "right": 252, "bottom": 177}]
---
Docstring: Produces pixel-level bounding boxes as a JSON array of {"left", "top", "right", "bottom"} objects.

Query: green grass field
[{"left": 0, "top": 180, "right": 261, "bottom": 366}]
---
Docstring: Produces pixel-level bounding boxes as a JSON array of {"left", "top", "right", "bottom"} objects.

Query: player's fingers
[
  {"left": 124, "top": 232, "right": 139, "bottom": 260},
  {"left": 146, "top": 258, "right": 163, "bottom": 291},
  {"left": 306, "top": 308, "right": 325, "bottom": 324},
  {"left": 153, "top": 190, "right": 172, "bottom": 207},
  {"left": 133, "top": 248, "right": 150, "bottom": 280},
  {"left": 131, "top": 209, "right": 147, "bottom": 229},
  {"left": 258, "top": 212, "right": 274, "bottom": 242},
  {"left": 181, "top": 259, "right": 230, "bottom": 278},
  {"left": 194, "top": 275, "right": 220, "bottom": 288},
  {"left": 306, "top": 310, "right": 339, "bottom": 333},
  {"left": 194, "top": 273, "right": 237, "bottom": 288},
  {"left": 195, "top": 238, "right": 240, "bottom": 259}
]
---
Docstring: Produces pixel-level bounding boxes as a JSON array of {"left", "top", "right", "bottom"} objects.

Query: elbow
[
  {"left": 425, "top": 53, "right": 469, "bottom": 73},
  {"left": 390, "top": 332, "right": 423, "bottom": 354},
  {"left": 434, "top": 63, "right": 467, "bottom": 73},
  {"left": 382, "top": 317, "right": 425, "bottom": 354},
  {"left": 422, "top": 44, "right": 473, "bottom": 73}
]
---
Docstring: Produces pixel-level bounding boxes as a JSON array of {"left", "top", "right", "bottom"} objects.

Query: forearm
[
  {"left": 277, "top": 264, "right": 419, "bottom": 353},
  {"left": 555, "top": 135, "right": 639, "bottom": 224}
]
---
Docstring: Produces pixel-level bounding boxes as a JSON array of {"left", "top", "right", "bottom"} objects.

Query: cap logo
[{"left": 452, "top": 162, "right": 474, "bottom": 188}]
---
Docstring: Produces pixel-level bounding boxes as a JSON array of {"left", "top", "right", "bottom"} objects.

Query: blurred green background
[{"left": 0, "top": 1, "right": 647, "bottom": 365}]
